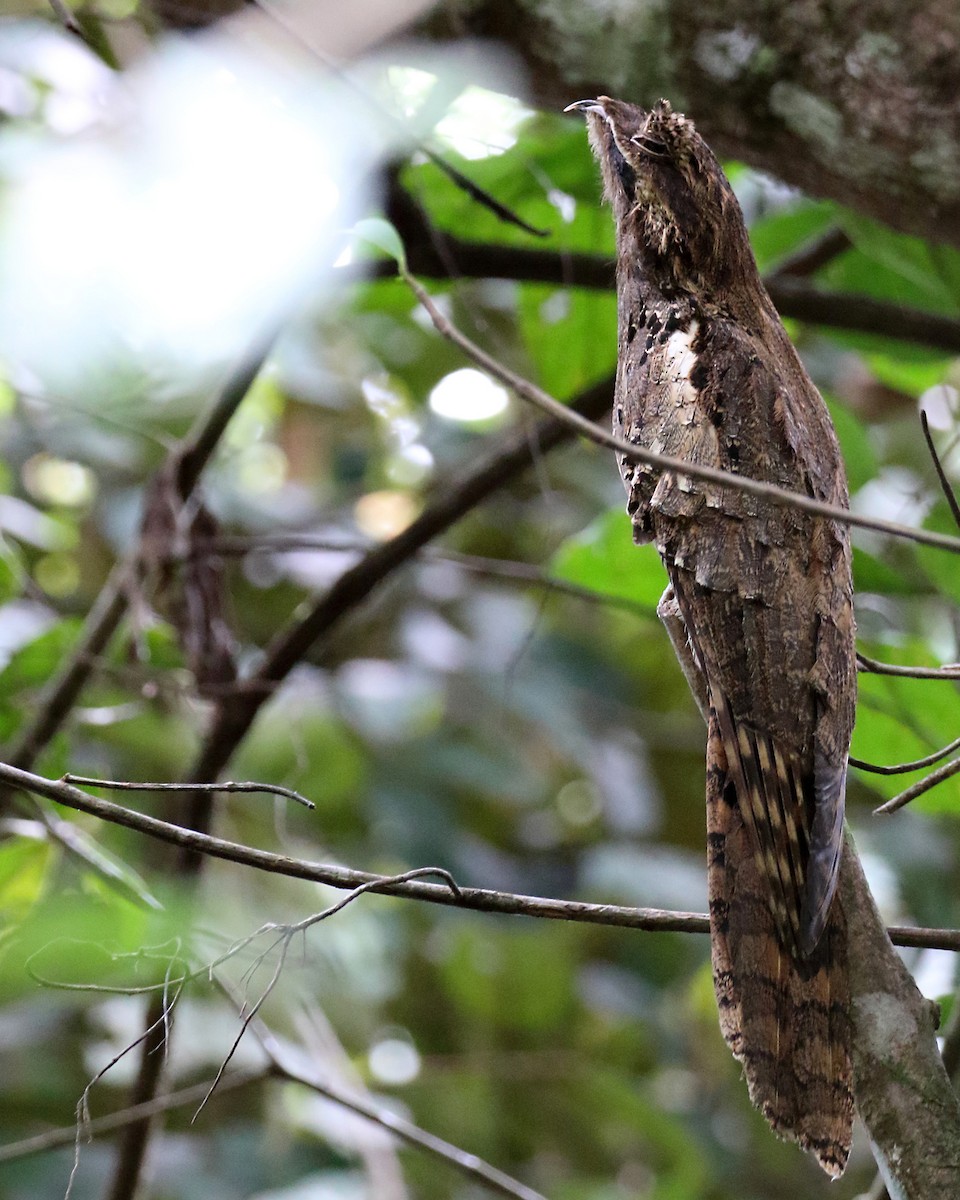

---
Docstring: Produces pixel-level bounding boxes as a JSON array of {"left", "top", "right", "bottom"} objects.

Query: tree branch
[
  {"left": 873, "top": 755, "right": 960, "bottom": 814},
  {"left": 0, "top": 1071, "right": 265, "bottom": 1165},
  {"left": 374, "top": 180, "right": 960, "bottom": 355},
  {"left": 857, "top": 651, "right": 960, "bottom": 680},
  {"left": 4, "top": 760, "right": 959, "bottom": 952},
  {"left": 232, "top": 992, "right": 549, "bottom": 1200}
]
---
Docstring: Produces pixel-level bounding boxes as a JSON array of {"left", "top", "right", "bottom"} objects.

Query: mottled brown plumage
[{"left": 569, "top": 96, "right": 856, "bottom": 1175}]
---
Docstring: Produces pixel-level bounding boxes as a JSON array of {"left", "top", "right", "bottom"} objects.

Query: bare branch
[
  {"left": 857, "top": 651, "right": 960, "bottom": 680},
  {"left": 420, "top": 150, "right": 549, "bottom": 238},
  {"left": 850, "top": 735, "right": 960, "bottom": 776},
  {"left": 0, "top": 1071, "right": 264, "bottom": 1165},
  {"left": 72, "top": 968, "right": 184, "bottom": 1200},
  {"left": 874, "top": 755, "right": 960, "bottom": 814},
  {"left": 921, "top": 408, "right": 960, "bottom": 532},
  {"left": 772, "top": 227, "right": 852, "bottom": 277},
  {"left": 61, "top": 775, "right": 316, "bottom": 811},
  {"left": 6, "top": 760, "right": 959, "bottom": 951}
]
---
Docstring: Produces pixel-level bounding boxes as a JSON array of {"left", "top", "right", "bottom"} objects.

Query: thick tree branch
[
  {"left": 376, "top": 172, "right": 960, "bottom": 355},
  {"left": 843, "top": 846, "right": 960, "bottom": 1198},
  {"left": 416, "top": 0, "right": 960, "bottom": 248},
  {"left": 182, "top": 375, "right": 612, "bottom": 800}
]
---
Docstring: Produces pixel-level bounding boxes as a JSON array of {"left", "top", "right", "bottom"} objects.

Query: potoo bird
[{"left": 568, "top": 96, "right": 856, "bottom": 1176}]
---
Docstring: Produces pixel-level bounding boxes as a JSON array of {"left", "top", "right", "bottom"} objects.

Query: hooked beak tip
[{"left": 564, "top": 99, "right": 604, "bottom": 116}]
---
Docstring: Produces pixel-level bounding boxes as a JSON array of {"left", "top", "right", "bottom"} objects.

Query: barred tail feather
[{"left": 707, "top": 713, "right": 853, "bottom": 1177}]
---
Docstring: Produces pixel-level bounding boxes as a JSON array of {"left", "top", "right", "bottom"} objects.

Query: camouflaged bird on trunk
[{"left": 568, "top": 95, "right": 856, "bottom": 1176}]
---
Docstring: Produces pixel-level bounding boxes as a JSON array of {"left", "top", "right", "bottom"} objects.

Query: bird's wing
[{"left": 624, "top": 315, "right": 854, "bottom": 955}]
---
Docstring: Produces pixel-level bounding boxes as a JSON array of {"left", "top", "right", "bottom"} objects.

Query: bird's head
[{"left": 566, "top": 96, "right": 757, "bottom": 302}]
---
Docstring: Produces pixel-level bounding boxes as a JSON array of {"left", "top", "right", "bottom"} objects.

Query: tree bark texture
[{"left": 419, "top": 0, "right": 960, "bottom": 247}]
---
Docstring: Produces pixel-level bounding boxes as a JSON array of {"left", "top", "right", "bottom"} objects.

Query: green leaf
[
  {"left": 518, "top": 284, "right": 617, "bottom": 398},
  {"left": 834, "top": 212, "right": 960, "bottom": 312},
  {"left": 749, "top": 198, "right": 837, "bottom": 274},
  {"left": 352, "top": 218, "right": 407, "bottom": 269},
  {"left": 825, "top": 395, "right": 876, "bottom": 492},
  {"left": 853, "top": 646, "right": 960, "bottom": 813},
  {"left": 0, "top": 618, "right": 82, "bottom": 693},
  {"left": 551, "top": 508, "right": 666, "bottom": 609}
]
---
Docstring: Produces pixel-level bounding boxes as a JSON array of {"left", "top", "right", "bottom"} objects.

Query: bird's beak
[{"left": 564, "top": 99, "right": 606, "bottom": 116}]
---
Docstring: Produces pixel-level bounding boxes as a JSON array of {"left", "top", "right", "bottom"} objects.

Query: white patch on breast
[{"left": 664, "top": 320, "right": 700, "bottom": 401}]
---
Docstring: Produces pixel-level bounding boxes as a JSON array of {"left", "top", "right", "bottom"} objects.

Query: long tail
[{"left": 706, "top": 711, "right": 854, "bottom": 1176}]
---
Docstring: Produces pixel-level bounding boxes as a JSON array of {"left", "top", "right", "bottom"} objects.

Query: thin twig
[
  {"left": 874, "top": 756, "right": 960, "bottom": 814},
  {"left": 61, "top": 776, "right": 315, "bottom": 811},
  {"left": 6, "top": 760, "right": 959, "bottom": 950},
  {"left": 194, "top": 867, "right": 461, "bottom": 1121},
  {"left": 422, "top": 148, "right": 548, "bottom": 238},
  {"left": 0, "top": 1071, "right": 264, "bottom": 1165},
  {"left": 402, "top": 269, "right": 960, "bottom": 557},
  {"left": 851, "top": 735, "right": 960, "bottom": 776},
  {"left": 68, "top": 969, "right": 184, "bottom": 1200},
  {"left": 47, "top": 0, "right": 82, "bottom": 33},
  {"left": 921, "top": 408, "right": 960, "bottom": 532},
  {"left": 857, "top": 651, "right": 960, "bottom": 680},
  {"left": 217, "top": 965, "right": 549, "bottom": 1200}
]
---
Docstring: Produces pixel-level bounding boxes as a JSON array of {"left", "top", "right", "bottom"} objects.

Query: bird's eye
[{"left": 631, "top": 134, "right": 669, "bottom": 158}]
